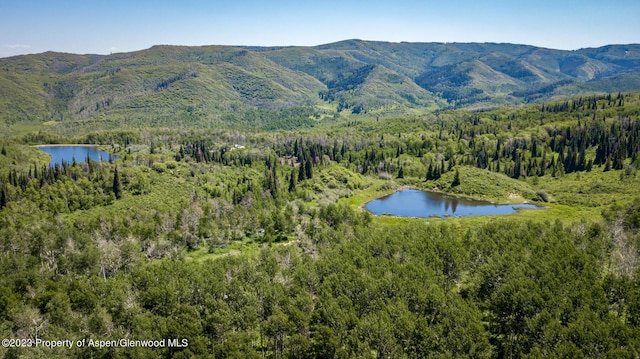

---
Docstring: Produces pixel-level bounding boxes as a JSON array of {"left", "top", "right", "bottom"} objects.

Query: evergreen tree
[
  {"left": 577, "top": 145, "right": 586, "bottom": 171},
  {"left": 0, "top": 185, "right": 6, "bottom": 209},
  {"left": 477, "top": 147, "right": 487, "bottom": 169},
  {"left": 613, "top": 146, "right": 625, "bottom": 170},
  {"left": 452, "top": 169, "right": 461, "bottom": 187},
  {"left": 288, "top": 168, "right": 297, "bottom": 192},
  {"left": 298, "top": 162, "right": 306, "bottom": 182},
  {"left": 434, "top": 163, "right": 441, "bottom": 179},
  {"left": 397, "top": 167, "right": 404, "bottom": 179},
  {"left": 304, "top": 158, "right": 313, "bottom": 180},
  {"left": 512, "top": 154, "right": 522, "bottom": 179},
  {"left": 112, "top": 167, "right": 122, "bottom": 199},
  {"left": 448, "top": 156, "right": 456, "bottom": 171}
]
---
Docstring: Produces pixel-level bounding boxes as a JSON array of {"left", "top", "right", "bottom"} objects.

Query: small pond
[
  {"left": 38, "top": 145, "right": 119, "bottom": 167},
  {"left": 365, "top": 189, "right": 542, "bottom": 218}
]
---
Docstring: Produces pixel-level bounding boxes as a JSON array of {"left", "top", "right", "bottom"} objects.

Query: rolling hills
[{"left": 1, "top": 40, "right": 640, "bottom": 131}]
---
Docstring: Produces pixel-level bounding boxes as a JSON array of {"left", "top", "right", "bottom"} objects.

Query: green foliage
[
  {"left": 452, "top": 168, "right": 461, "bottom": 187},
  {"left": 427, "top": 166, "right": 538, "bottom": 201},
  {"left": 112, "top": 166, "right": 122, "bottom": 199},
  {"left": 535, "top": 189, "right": 549, "bottom": 202},
  {"left": 3, "top": 42, "right": 640, "bottom": 136},
  {"left": 0, "top": 91, "right": 639, "bottom": 358}
]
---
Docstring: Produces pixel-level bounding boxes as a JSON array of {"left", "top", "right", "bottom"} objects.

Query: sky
[{"left": 1, "top": 0, "right": 639, "bottom": 58}]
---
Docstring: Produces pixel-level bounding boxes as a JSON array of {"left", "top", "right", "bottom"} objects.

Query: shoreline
[
  {"left": 360, "top": 185, "right": 545, "bottom": 220},
  {"left": 34, "top": 144, "right": 100, "bottom": 147}
]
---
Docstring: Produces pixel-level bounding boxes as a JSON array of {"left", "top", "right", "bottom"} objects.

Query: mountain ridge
[{"left": 2, "top": 39, "right": 640, "bottom": 130}]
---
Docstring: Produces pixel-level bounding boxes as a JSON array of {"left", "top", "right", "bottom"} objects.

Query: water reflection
[
  {"left": 365, "top": 189, "right": 542, "bottom": 218},
  {"left": 38, "top": 145, "right": 119, "bottom": 167}
]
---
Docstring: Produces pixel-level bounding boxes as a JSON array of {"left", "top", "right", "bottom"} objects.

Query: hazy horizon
[
  {"left": 5, "top": 38, "right": 640, "bottom": 59},
  {"left": 2, "top": 0, "right": 639, "bottom": 58}
]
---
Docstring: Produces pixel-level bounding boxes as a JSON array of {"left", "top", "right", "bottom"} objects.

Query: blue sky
[{"left": 1, "top": 0, "right": 639, "bottom": 58}]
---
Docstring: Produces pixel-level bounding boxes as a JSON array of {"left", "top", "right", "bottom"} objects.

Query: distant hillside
[{"left": 2, "top": 40, "right": 640, "bottom": 130}]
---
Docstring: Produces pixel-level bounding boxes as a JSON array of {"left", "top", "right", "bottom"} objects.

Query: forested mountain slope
[{"left": 2, "top": 40, "right": 640, "bottom": 130}]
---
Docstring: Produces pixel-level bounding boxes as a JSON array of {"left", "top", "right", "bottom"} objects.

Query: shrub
[
  {"left": 536, "top": 189, "right": 549, "bottom": 202},
  {"left": 152, "top": 162, "right": 166, "bottom": 173}
]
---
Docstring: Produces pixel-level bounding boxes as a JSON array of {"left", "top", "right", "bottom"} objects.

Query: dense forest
[{"left": 0, "top": 91, "right": 640, "bottom": 358}]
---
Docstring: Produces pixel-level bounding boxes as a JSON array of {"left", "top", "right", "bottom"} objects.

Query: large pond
[
  {"left": 365, "top": 189, "right": 542, "bottom": 218},
  {"left": 38, "top": 145, "right": 119, "bottom": 167}
]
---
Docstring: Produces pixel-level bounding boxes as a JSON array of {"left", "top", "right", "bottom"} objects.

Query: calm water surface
[
  {"left": 365, "top": 189, "right": 542, "bottom": 218},
  {"left": 38, "top": 146, "right": 119, "bottom": 167}
]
